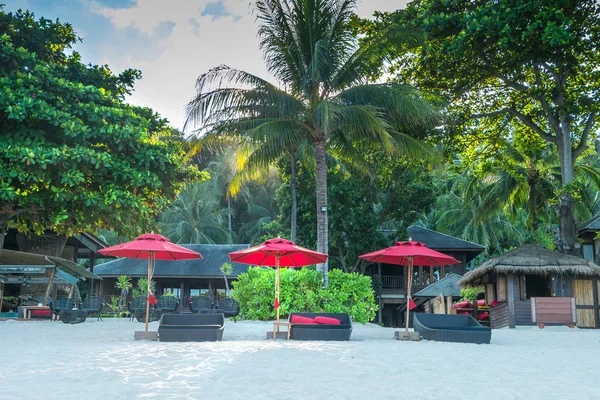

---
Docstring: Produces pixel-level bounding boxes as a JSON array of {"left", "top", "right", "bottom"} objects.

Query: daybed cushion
[
  {"left": 291, "top": 315, "right": 315, "bottom": 324},
  {"left": 314, "top": 316, "right": 341, "bottom": 325}
]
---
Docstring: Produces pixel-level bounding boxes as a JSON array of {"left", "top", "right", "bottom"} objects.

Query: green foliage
[
  {"left": 136, "top": 278, "right": 154, "bottom": 295},
  {"left": 108, "top": 295, "right": 120, "bottom": 315},
  {"left": 220, "top": 262, "right": 233, "bottom": 276},
  {"left": 115, "top": 275, "right": 132, "bottom": 292},
  {"left": 162, "top": 291, "right": 175, "bottom": 297},
  {"left": 460, "top": 287, "right": 484, "bottom": 302},
  {"left": 232, "top": 267, "right": 378, "bottom": 323},
  {"left": 0, "top": 7, "right": 201, "bottom": 238}
]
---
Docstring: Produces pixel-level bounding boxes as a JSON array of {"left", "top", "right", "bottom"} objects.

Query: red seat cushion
[
  {"left": 477, "top": 299, "right": 486, "bottom": 307},
  {"left": 491, "top": 300, "right": 502, "bottom": 307},
  {"left": 32, "top": 310, "right": 52, "bottom": 317},
  {"left": 290, "top": 315, "right": 315, "bottom": 324},
  {"left": 477, "top": 312, "right": 490, "bottom": 321},
  {"left": 314, "top": 316, "right": 341, "bottom": 325}
]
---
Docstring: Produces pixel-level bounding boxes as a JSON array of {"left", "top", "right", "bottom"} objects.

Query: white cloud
[{"left": 92, "top": 0, "right": 409, "bottom": 128}]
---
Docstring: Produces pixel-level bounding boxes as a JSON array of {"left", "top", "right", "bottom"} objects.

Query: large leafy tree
[
  {"left": 186, "top": 0, "right": 441, "bottom": 285},
  {"left": 0, "top": 8, "right": 199, "bottom": 247},
  {"left": 363, "top": 0, "right": 600, "bottom": 255}
]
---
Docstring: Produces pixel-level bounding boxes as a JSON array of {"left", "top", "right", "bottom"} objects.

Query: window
[
  {"left": 190, "top": 288, "right": 211, "bottom": 297},
  {"left": 583, "top": 244, "right": 594, "bottom": 261},
  {"left": 525, "top": 274, "right": 551, "bottom": 298},
  {"left": 162, "top": 288, "right": 181, "bottom": 297},
  {"left": 497, "top": 276, "right": 507, "bottom": 301}
]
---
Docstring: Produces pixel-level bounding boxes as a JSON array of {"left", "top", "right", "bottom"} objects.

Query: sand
[{"left": 1, "top": 318, "right": 599, "bottom": 399}]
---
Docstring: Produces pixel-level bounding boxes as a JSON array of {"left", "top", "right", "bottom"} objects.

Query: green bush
[
  {"left": 232, "top": 267, "right": 378, "bottom": 323},
  {"left": 459, "top": 286, "right": 484, "bottom": 301}
]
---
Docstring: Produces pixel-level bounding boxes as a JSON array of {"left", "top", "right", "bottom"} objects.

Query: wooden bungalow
[
  {"left": 457, "top": 244, "right": 600, "bottom": 329},
  {"left": 578, "top": 214, "right": 600, "bottom": 262}
]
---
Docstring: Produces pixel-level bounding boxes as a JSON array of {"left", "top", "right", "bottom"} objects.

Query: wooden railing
[{"left": 381, "top": 275, "right": 404, "bottom": 288}]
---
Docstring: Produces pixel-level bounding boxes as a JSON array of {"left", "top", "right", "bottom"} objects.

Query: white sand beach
[{"left": 1, "top": 319, "right": 599, "bottom": 400}]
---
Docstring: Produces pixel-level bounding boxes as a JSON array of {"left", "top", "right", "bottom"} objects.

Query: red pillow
[
  {"left": 477, "top": 312, "right": 490, "bottom": 321},
  {"left": 314, "top": 316, "right": 341, "bottom": 325},
  {"left": 491, "top": 300, "right": 502, "bottom": 307},
  {"left": 290, "top": 315, "right": 315, "bottom": 324},
  {"left": 477, "top": 299, "right": 486, "bottom": 307}
]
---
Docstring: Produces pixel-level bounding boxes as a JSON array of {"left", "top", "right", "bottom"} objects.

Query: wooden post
[
  {"left": 276, "top": 262, "right": 281, "bottom": 322},
  {"left": 593, "top": 277, "right": 599, "bottom": 329},
  {"left": 144, "top": 253, "right": 153, "bottom": 332},
  {"left": 405, "top": 259, "right": 413, "bottom": 333},
  {"left": 446, "top": 295, "right": 452, "bottom": 314},
  {"left": 179, "top": 280, "right": 185, "bottom": 311},
  {"left": 506, "top": 274, "right": 516, "bottom": 329},
  {"left": 68, "top": 284, "right": 75, "bottom": 299},
  {"left": 377, "top": 262, "right": 382, "bottom": 323},
  {"left": 43, "top": 267, "right": 57, "bottom": 305}
]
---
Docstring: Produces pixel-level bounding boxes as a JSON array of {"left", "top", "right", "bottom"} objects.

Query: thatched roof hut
[{"left": 457, "top": 244, "right": 600, "bottom": 287}]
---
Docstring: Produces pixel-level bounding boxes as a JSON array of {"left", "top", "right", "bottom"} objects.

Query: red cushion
[
  {"left": 314, "top": 316, "right": 341, "bottom": 325},
  {"left": 32, "top": 310, "right": 52, "bottom": 316},
  {"left": 477, "top": 299, "right": 486, "bottom": 307},
  {"left": 290, "top": 315, "right": 315, "bottom": 324},
  {"left": 491, "top": 300, "right": 502, "bottom": 307},
  {"left": 453, "top": 300, "right": 472, "bottom": 309},
  {"left": 477, "top": 312, "right": 490, "bottom": 321}
]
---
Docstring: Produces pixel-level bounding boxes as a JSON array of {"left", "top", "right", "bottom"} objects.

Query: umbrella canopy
[
  {"left": 228, "top": 238, "right": 328, "bottom": 322},
  {"left": 98, "top": 233, "right": 202, "bottom": 260},
  {"left": 98, "top": 233, "right": 202, "bottom": 331},
  {"left": 229, "top": 238, "right": 327, "bottom": 267},
  {"left": 359, "top": 241, "right": 460, "bottom": 334},
  {"left": 359, "top": 241, "right": 460, "bottom": 266}
]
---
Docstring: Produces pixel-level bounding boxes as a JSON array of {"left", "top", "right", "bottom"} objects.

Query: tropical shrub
[
  {"left": 232, "top": 267, "right": 378, "bottom": 323},
  {"left": 459, "top": 287, "right": 484, "bottom": 302}
]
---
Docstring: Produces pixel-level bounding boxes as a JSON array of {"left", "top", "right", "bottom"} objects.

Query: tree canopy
[
  {"left": 0, "top": 7, "right": 200, "bottom": 245},
  {"left": 358, "top": 0, "right": 600, "bottom": 255}
]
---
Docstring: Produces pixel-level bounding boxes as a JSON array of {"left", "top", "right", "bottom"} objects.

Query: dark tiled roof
[
  {"left": 577, "top": 215, "right": 600, "bottom": 233},
  {"left": 413, "top": 273, "right": 462, "bottom": 298},
  {"left": 407, "top": 226, "right": 485, "bottom": 251},
  {"left": 94, "top": 244, "right": 251, "bottom": 278}
]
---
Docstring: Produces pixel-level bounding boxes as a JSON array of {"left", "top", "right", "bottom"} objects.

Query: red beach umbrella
[
  {"left": 98, "top": 233, "right": 202, "bottom": 331},
  {"left": 228, "top": 238, "right": 328, "bottom": 322},
  {"left": 359, "top": 241, "right": 460, "bottom": 334}
]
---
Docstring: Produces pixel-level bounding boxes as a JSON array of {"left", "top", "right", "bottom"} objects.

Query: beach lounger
[
  {"left": 158, "top": 313, "right": 224, "bottom": 342},
  {"left": 413, "top": 313, "right": 491, "bottom": 344},
  {"left": 289, "top": 312, "right": 353, "bottom": 341}
]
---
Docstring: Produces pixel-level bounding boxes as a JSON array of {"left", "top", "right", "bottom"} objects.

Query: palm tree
[
  {"left": 159, "top": 181, "right": 233, "bottom": 244},
  {"left": 185, "top": 0, "right": 440, "bottom": 286}
]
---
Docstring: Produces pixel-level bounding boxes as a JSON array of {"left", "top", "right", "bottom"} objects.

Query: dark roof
[
  {"left": 407, "top": 226, "right": 485, "bottom": 251},
  {"left": 577, "top": 215, "right": 600, "bottom": 233},
  {"left": 458, "top": 244, "right": 600, "bottom": 287},
  {"left": 94, "top": 244, "right": 251, "bottom": 278},
  {"left": 414, "top": 273, "right": 463, "bottom": 298}
]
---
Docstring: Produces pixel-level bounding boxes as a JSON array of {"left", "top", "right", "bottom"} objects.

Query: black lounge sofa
[
  {"left": 158, "top": 313, "right": 224, "bottom": 342},
  {"left": 288, "top": 312, "right": 353, "bottom": 341},
  {"left": 413, "top": 313, "right": 492, "bottom": 344}
]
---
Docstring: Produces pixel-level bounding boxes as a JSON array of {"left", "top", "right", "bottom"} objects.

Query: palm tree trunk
[
  {"left": 314, "top": 140, "right": 329, "bottom": 287},
  {"left": 556, "top": 124, "right": 580, "bottom": 256},
  {"left": 290, "top": 152, "right": 298, "bottom": 242},
  {"left": 0, "top": 214, "right": 7, "bottom": 250},
  {"left": 227, "top": 196, "right": 232, "bottom": 244},
  {"left": 528, "top": 168, "right": 539, "bottom": 231}
]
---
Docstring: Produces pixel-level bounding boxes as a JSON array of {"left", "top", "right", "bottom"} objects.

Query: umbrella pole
[
  {"left": 145, "top": 252, "right": 153, "bottom": 332},
  {"left": 276, "top": 258, "right": 281, "bottom": 323},
  {"left": 405, "top": 258, "right": 413, "bottom": 334}
]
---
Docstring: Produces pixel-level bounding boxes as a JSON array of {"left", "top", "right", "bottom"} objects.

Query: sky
[{"left": 4, "top": 0, "right": 408, "bottom": 129}]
